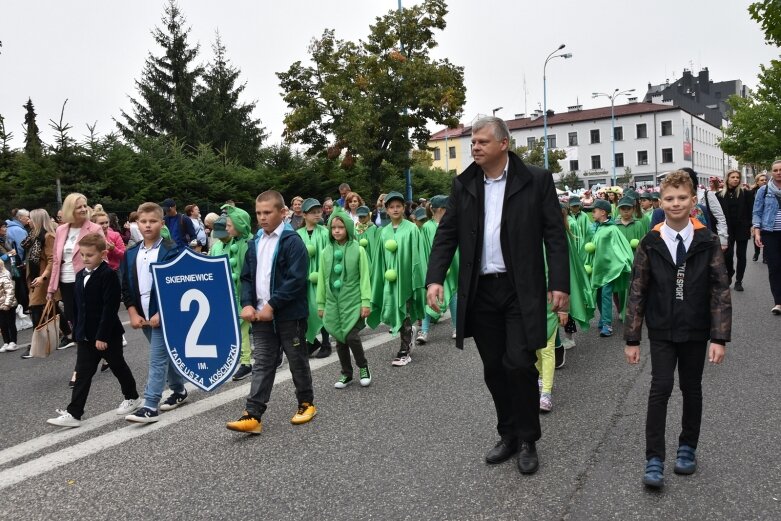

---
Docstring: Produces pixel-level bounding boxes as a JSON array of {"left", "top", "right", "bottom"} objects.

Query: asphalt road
[{"left": 0, "top": 259, "right": 779, "bottom": 520}]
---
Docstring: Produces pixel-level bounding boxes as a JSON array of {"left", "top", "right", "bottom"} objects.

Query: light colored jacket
[
  {"left": 0, "top": 269, "right": 17, "bottom": 310},
  {"left": 753, "top": 184, "right": 781, "bottom": 231},
  {"left": 47, "top": 221, "right": 104, "bottom": 295}
]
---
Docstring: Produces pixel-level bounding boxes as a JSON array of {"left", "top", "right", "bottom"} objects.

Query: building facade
[{"left": 427, "top": 102, "right": 735, "bottom": 188}]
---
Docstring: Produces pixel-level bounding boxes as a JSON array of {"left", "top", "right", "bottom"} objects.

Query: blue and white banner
[{"left": 152, "top": 249, "right": 241, "bottom": 391}]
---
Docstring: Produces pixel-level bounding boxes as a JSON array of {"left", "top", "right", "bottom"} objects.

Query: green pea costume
[
  {"left": 584, "top": 217, "right": 634, "bottom": 316},
  {"left": 568, "top": 197, "right": 594, "bottom": 248},
  {"left": 217, "top": 205, "right": 253, "bottom": 366},
  {"left": 419, "top": 200, "right": 459, "bottom": 320},
  {"left": 354, "top": 206, "right": 379, "bottom": 270},
  {"left": 297, "top": 205, "right": 331, "bottom": 343},
  {"left": 316, "top": 210, "right": 371, "bottom": 343},
  {"left": 616, "top": 197, "right": 648, "bottom": 251},
  {"left": 565, "top": 228, "right": 596, "bottom": 329},
  {"left": 367, "top": 213, "right": 426, "bottom": 334}
]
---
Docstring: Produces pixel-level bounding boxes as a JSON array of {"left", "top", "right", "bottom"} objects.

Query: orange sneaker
[
  {"left": 290, "top": 402, "right": 317, "bottom": 425},
  {"left": 226, "top": 412, "right": 262, "bottom": 434}
]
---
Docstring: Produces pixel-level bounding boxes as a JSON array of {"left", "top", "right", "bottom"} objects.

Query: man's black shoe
[
  {"left": 485, "top": 439, "right": 518, "bottom": 464},
  {"left": 232, "top": 364, "right": 252, "bottom": 381},
  {"left": 734, "top": 281, "right": 744, "bottom": 292},
  {"left": 517, "top": 441, "right": 539, "bottom": 474}
]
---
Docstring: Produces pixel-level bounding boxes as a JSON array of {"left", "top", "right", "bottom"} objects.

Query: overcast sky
[{"left": 1, "top": 0, "right": 778, "bottom": 150}]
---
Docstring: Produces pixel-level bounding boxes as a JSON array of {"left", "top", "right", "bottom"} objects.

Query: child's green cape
[
  {"left": 419, "top": 219, "right": 459, "bottom": 320},
  {"left": 316, "top": 211, "right": 371, "bottom": 343},
  {"left": 367, "top": 218, "right": 425, "bottom": 333},
  {"left": 615, "top": 218, "right": 647, "bottom": 255},
  {"left": 565, "top": 231, "right": 595, "bottom": 330},
  {"left": 585, "top": 219, "right": 634, "bottom": 316},
  {"left": 222, "top": 205, "right": 252, "bottom": 309},
  {"left": 297, "top": 222, "right": 330, "bottom": 342}
]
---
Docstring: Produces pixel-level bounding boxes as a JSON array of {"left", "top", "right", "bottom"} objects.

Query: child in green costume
[
  {"left": 417, "top": 195, "right": 459, "bottom": 344},
  {"left": 367, "top": 191, "right": 425, "bottom": 367},
  {"left": 317, "top": 210, "right": 372, "bottom": 388},
  {"left": 208, "top": 215, "right": 230, "bottom": 256},
  {"left": 584, "top": 199, "right": 633, "bottom": 338},
  {"left": 568, "top": 196, "right": 593, "bottom": 249},
  {"left": 639, "top": 193, "right": 654, "bottom": 232},
  {"left": 354, "top": 205, "right": 379, "bottom": 269},
  {"left": 217, "top": 205, "right": 254, "bottom": 381},
  {"left": 297, "top": 198, "right": 332, "bottom": 358},
  {"left": 616, "top": 196, "right": 647, "bottom": 248}
]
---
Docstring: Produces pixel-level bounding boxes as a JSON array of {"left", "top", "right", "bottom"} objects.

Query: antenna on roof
[{"left": 523, "top": 74, "right": 528, "bottom": 117}]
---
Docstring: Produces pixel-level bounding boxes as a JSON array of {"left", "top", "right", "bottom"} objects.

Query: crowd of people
[{"left": 0, "top": 117, "right": 778, "bottom": 489}]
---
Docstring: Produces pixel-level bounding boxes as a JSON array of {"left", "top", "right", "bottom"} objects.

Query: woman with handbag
[
  {"left": 47, "top": 193, "right": 104, "bottom": 386},
  {"left": 20, "top": 209, "right": 59, "bottom": 359}
]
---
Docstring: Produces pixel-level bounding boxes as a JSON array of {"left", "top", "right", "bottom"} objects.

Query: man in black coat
[{"left": 426, "top": 117, "right": 569, "bottom": 474}]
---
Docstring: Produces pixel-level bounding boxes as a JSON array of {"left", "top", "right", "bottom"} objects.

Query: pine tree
[
  {"left": 117, "top": 0, "right": 203, "bottom": 147},
  {"left": 22, "top": 98, "right": 43, "bottom": 159},
  {"left": 196, "top": 33, "right": 266, "bottom": 167}
]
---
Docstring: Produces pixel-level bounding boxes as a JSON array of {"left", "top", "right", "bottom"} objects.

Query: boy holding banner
[{"left": 121, "top": 203, "right": 188, "bottom": 424}]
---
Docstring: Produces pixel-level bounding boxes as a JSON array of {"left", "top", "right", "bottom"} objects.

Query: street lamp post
[
  {"left": 592, "top": 88, "right": 635, "bottom": 186},
  {"left": 398, "top": 0, "right": 412, "bottom": 201},
  {"left": 543, "top": 44, "right": 573, "bottom": 170},
  {"left": 492, "top": 106, "right": 503, "bottom": 117}
]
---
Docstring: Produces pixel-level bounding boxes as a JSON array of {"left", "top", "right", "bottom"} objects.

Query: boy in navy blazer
[{"left": 47, "top": 233, "right": 141, "bottom": 428}]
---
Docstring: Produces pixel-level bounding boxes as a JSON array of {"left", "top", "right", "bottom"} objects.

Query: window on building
[
  {"left": 615, "top": 153, "right": 624, "bottom": 168},
  {"left": 614, "top": 126, "right": 623, "bottom": 141},
  {"left": 449, "top": 146, "right": 456, "bottom": 159},
  {"left": 636, "top": 123, "right": 648, "bottom": 139},
  {"left": 568, "top": 132, "right": 578, "bottom": 146},
  {"left": 661, "top": 120, "right": 672, "bottom": 136},
  {"left": 662, "top": 148, "right": 673, "bottom": 163},
  {"left": 527, "top": 137, "right": 536, "bottom": 148},
  {"left": 591, "top": 155, "right": 601, "bottom": 169},
  {"left": 547, "top": 134, "right": 557, "bottom": 149},
  {"left": 637, "top": 150, "right": 648, "bottom": 165},
  {"left": 569, "top": 160, "right": 579, "bottom": 171},
  {"left": 590, "top": 129, "right": 600, "bottom": 144},
  {"left": 589, "top": 179, "right": 606, "bottom": 188}
]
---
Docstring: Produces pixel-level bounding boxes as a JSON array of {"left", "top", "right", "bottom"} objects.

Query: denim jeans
[
  {"left": 142, "top": 327, "right": 187, "bottom": 409},
  {"left": 245, "top": 319, "right": 313, "bottom": 419},
  {"left": 421, "top": 295, "right": 458, "bottom": 334}
]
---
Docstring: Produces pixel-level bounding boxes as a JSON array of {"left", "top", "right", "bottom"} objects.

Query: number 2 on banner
[{"left": 180, "top": 289, "right": 218, "bottom": 358}]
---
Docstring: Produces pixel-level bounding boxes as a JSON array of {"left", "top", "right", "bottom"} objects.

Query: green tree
[
  {"left": 749, "top": 1, "right": 781, "bottom": 46},
  {"left": 511, "top": 139, "right": 566, "bottom": 173},
  {"left": 720, "top": 59, "right": 781, "bottom": 167},
  {"left": 618, "top": 166, "right": 633, "bottom": 186},
  {"left": 23, "top": 98, "right": 43, "bottom": 159},
  {"left": 196, "top": 33, "right": 267, "bottom": 167},
  {"left": 117, "top": 0, "right": 203, "bottom": 147},
  {"left": 277, "top": 0, "right": 465, "bottom": 198},
  {"left": 556, "top": 171, "right": 583, "bottom": 191}
]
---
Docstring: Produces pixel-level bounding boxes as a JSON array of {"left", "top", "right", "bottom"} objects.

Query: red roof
[{"left": 429, "top": 102, "right": 680, "bottom": 141}]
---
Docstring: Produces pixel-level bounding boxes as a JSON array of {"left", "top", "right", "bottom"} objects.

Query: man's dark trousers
[{"left": 469, "top": 274, "right": 541, "bottom": 443}]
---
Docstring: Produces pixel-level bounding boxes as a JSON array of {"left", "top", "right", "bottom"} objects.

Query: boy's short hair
[
  {"left": 78, "top": 232, "right": 107, "bottom": 252},
  {"left": 256, "top": 190, "right": 285, "bottom": 210},
  {"left": 660, "top": 170, "right": 696, "bottom": 196},
  {"left": 137, "top": 202, "right": 164, "bottom": 219}
]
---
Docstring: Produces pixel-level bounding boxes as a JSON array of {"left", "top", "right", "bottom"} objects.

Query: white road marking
[{"left": 0, "top": 325, "right": 440, "bottom": 490}]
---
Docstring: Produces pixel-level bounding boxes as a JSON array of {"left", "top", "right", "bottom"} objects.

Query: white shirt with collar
[
  {"left": 82, "top": 261, "right": 104, "bottom": 287},
  {"left": 136, "top": 238, "right": 163, "bottom": 318},
  {"left": 255, "top": 221, "right": 285, "bottom": 310},
  {"left": 481, "top": 158, "right": 509, "bottom": 275},
  {"left": 660, "top": 220, "right": 694, "bottom": 263}
]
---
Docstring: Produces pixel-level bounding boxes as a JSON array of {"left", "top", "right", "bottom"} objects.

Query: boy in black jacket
[
  {"left": 47, "top": 233, "right": 140, "bottom": 427},
  {"left": 624, "top": 170, "right": 732, "bottom": 489},
  {"left": 226, "top": 190, "right": 315, "bottom": 435}
]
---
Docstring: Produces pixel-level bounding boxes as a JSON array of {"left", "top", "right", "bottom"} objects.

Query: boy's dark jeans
[
  {"left": 246, "top": 319, "right": 313, "bottom": 419},
  {"left": 68, "top": 335, "right": 138, "bottom": 419},
  {"left": 336, "top": 324, "right": 367, "bottom": 377},
  {"left": 645, "top": 340, "right": 707, "bottom": 461}
]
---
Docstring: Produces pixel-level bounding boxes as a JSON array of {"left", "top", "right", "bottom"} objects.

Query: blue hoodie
[{"left": 4, "top": 219, "right": 29, "bottom": 260}]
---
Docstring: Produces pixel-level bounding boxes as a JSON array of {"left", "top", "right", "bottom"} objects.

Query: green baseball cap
[
  {"left": 302, "top": 198, "right": 321, "bottom": 213},
  {"left": 384, "top": 191, "right": 405, "bottom": 206},
  {"left": 593, "top": 199, "right": 612, "bottom": 213}
]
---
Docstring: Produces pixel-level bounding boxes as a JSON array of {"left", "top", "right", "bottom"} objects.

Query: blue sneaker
[
  {"left": 159, "top": 391, "right": 189, "bottom": 411},
  {"left": 125, "top": 407, "right": 159, "bottom": 423},
  {"left": 599, "top": 325, "right": 613, "bottom": 337},
  {"left": 643, "top": 457, "right": 664, "bottom": 489},
  {"left": 674, "top": 445, "right": 697, "bottom": 475}
]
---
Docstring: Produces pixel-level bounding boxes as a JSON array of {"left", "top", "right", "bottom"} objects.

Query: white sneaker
[
  {"left": 0, "top": 343, "right": 8, "bottom": 352},
  {"left": 452, "top": 330, "right": 457, "bottom": 339},
  {"left": 116, "top": 397, "right": 143, "bottom": 415},
  {"left": 122, "top": 335, "right": 128, "bottom": 347},
  {"left": 772, "top": 305, "right": 781, "bottom": 316},
  {"left": 392, "top": 352, "right": 412, "bottom": 367},
  {"left": 5, "top": 342, "right": 19, "bottom": 352},
  {"left": 561, "top": 336, "right": 576, "bottom": 350},
  {"left": 416, "top": 331, "right": 428, "bottom": 344},
  {"left": 47, "top": 412, "right": 81, "bottom": 428}
]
